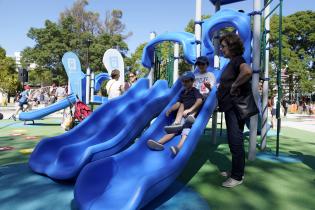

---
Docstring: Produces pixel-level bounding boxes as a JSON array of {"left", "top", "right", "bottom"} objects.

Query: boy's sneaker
[
  {"left": 147, "top": 140, "right": 164, "bottom": 151},
  {"left": 170, "top": 146, "right": 180, "bottom": 157},
  {"left": 222, "top": 177, "right": 243, "bottom": 188},
  {"left": 186, "top": 115, "right": 195, "bottom": 124},
  {"left": 11, "top": 114, "right": 16, "bottom": 121},
  {"left": 164, "top": 123, "right": 183, "bottom": 134},
  {"left": 183, "top": 115, "right": 195, "bottom": 128}
]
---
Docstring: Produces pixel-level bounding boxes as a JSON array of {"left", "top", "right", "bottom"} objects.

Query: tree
[
  {"left": 185, "top": 15, "right": 211, "bottom": 33},
  {"left": 0, "top": 47, "right": 20, "bottom": 97},
  {"left": 124, "top": 42, "right": 148, "bottom": 78},
  {"left": 104, "top": 10, "right": 132, "bottom": 38},
  {"left": 21, "top": 0, "right": 130, "bottom": 86},
  {"left": 269, "top": 11, "right": 315, "bottom": 96}
]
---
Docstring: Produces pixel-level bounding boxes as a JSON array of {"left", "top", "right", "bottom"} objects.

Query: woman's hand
[{"left": 230, "top": 84, "right": 240, "bottom": 96}]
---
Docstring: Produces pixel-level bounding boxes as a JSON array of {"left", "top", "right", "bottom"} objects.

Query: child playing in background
[{"left": 147, "top": 71, "right": 203, "bottom": 156}]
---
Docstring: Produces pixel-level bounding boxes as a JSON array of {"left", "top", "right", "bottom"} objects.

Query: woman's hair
[
  {"left": 111, "top": 69, "right": 120, "bottom": 79},
  {"left": 219, "top": 33, "right": 245, "bottom": 57}
]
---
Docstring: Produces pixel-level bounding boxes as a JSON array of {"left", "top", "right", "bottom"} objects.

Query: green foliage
[
  {"left": 269, "top": 11, "right": 315, "bottom": 94},
  {"left": 124, "top": 42, "right": 148, "bottom": 78},
  {"left": 21, "top": 0, "right": 129, "bottom": 85},
  {"left": 185, "top": 15, "right": 211, "bottom": 33},
  {"left": 0, "top": 47, "right": 20, "bottom": 95}
]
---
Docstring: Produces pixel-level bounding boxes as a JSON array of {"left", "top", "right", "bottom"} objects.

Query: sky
[{"left": 0, "top": 0, "right": 314, "bottom": 57}]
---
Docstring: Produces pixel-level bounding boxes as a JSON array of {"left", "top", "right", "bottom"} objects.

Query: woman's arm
[{"left": 230, "top": 63, "right": 252, "bottom": 95}]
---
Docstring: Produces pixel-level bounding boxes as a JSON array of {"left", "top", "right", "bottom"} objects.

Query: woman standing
[
  {"left": 106, "top": 69, "right": 124, "bottom": 99},
  {"left": 125, "top": 72, "right": 138, "bottom": 91},
  {"left": 217, "top": 33, "right": 255, "bottom": 188}
]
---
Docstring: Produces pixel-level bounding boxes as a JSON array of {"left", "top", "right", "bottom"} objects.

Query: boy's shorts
[{"left": 180, "top": 118, "right": 191, "bottom": 136}]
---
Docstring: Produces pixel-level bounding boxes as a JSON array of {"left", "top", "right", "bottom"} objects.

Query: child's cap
[
  {"left": 195, "top": 56, "right": 209, "bottom": 65},
  {"left": 181, "top": 71, "right": 195, "bottom": 81}
]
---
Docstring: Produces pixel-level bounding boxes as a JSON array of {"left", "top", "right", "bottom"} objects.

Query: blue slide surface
[
  {"left": 73, "top": 61, "right": 229, "bottom": 210},
  {"left": 29, "top": 79, "right": 180, "bottom": 180},
  {"left": 18, "top": 94, "right": 77, "bottom": 121}
]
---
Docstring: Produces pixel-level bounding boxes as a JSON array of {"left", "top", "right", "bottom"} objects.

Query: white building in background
[
  {"left": 13, "top": 51, "right": 36, "bottom": 71},
  {"left": 14, "top": 51, "right": 22, "bottom": 71}
]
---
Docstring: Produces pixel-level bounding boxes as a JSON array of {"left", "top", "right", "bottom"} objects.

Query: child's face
[
  {"left": 197, "top": 63, "right": 208, "bottom": 73},
  {"left": 182, "top": 79, "right": 194, "bottom": 89}
]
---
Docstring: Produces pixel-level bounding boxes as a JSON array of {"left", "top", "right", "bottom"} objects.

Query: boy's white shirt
[{"left": 194, "top": 71, "right": 216, "bottom": 97}]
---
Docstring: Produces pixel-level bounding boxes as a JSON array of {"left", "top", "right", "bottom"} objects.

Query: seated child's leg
[
  {"left": 170, "top": 128, "right": 190, "bottom": 156},
  {"left": 158, "top": 133, "right": 176, "bottom": 144},
  {"left": 174, "top": 103, "right": 184, "bottom": 124},
  {"left": 147, "top": 133, "right": 176, "bottom": 151},
  {"left": 177, "top": 134, "right": 188, "bottom": 150}
]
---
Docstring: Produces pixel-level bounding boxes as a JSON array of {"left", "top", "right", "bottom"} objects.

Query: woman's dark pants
[{"left": 224, "top": 108, "right": 245, "bottom": 181}]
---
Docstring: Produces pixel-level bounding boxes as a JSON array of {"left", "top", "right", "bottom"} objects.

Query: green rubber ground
[{"left": 0, "top": 118, "right": 314, "bottom": 210}]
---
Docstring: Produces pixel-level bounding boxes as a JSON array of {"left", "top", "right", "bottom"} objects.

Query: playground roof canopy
[{"left": 209, "top": 0, "right": 246, "bottom": 6}]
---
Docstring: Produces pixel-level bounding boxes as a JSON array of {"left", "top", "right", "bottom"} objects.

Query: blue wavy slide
[
  {"left": 19, "top": 94, "right": 77, "bottom": 121},
  {"left": 29, "top": 78, "right": 181, "bottom": 180},
  {"left": 73, "top": 62, "right": 228, "bottom": 210}
]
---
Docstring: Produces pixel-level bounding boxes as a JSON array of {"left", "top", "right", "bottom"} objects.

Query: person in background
[
  {"left": 106, "top": 69, "right": 124, "bottom": 99},
  {"left": 282, "top": 98, "right": 288, "bottom": 117},
  {"left": 56, "top": 85, "right": 67, "bottom": 101},
  {"left": 125, "top": 72, "right": 138, "bottom": 91},
  {"left": 270, "top": 90, "right": 278, "bottom": 129},
  {"left": 49, "top": 83, "right": 57, "bottom": 104},
  {"left": 12, "top": 85, "right": 31, "bottom": 120}
]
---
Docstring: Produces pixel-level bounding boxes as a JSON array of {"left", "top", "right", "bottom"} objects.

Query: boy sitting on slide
[{"left": 147, "top": 71, "right": 203, "bottom": 156}]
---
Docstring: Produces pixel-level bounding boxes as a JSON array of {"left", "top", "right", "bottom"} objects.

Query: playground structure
[
  {"left": 18, "top": 52, "right": 111, "bottom": 122},
  {"left": 26, "top": 0, "right": 286, "bottom": 209}
]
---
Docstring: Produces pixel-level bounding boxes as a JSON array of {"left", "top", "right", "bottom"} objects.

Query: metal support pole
[
  {"left": 68, "top": 80, "right": 71, "bottom": 94},
  {"left": 195, "top": 0, "right": 202, "bottom": 57},
  {"left": 276, "top": 0, "right": 283, "bottom": 157},
  {"left": 86, "top": 67, "right": 91, "bottom": 105},
  {"left": 211, "top": 0, "right": 220, "bottom": 145},
  {"left": 261, "top": 0, "right": 271, "bottom": 150},
  {"left": 249, "top": 0, "right": 261, "bottom": 161},
  {"left": 148, "top": 32, "right": 156, "bottom": 87},
  {"left": 173, "top": 42, "right": 179, "bottom": 84},
  {"left": 90, "top": 71, "right": 95, "bottom": 103}
]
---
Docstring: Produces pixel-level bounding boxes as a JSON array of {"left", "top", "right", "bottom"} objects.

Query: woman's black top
[{"left": 217, "top": 56, "right": 251, "bottom": 112}]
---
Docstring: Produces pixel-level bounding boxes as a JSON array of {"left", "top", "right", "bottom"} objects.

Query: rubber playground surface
[{"left": 0, "top": 118, "right": 314, "bottom": 210}]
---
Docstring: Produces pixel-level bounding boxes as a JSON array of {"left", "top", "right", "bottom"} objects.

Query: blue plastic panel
[
  {"left": 141, "top": 32, "right": 196, "bottom": 68},
  {"left": 94, "top": 73, "right": 110, "bottom": 92},
  {"left": 202, "top": 9, "right": 252, "bottom": 64}
]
